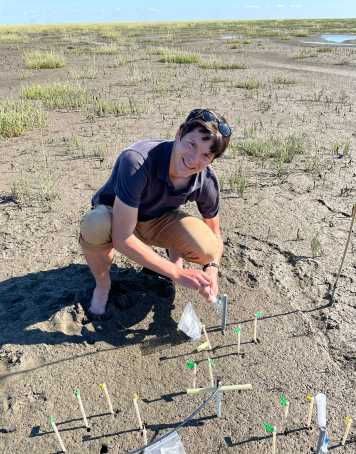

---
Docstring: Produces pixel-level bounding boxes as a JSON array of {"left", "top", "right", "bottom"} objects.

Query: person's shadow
[{"left": 0, "top": 264, "right": 177, "bottom": 351}]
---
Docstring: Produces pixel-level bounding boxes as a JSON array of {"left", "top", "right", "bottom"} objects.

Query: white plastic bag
[
  {"left": 144, "top": 431, "right": 186, "bottom": 454},
  {"left": 178, "top": 303, "right": 202, "bottom": 340}
]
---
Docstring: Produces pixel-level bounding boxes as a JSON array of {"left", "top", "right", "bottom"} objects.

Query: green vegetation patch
[
  {"left": 0, "top": 32, "right": 27, "bottom": 43},
  {"left": 90, "top": 97, "right": 141, "bottom": 117},
  {"left": 236, "top": 134, "right": 305, "bottom": 163},
  {"left": 200, "top": 61, "right": 247, "bottom": 70},
  {"left": 233, "top": 78, "right": 260, "bottom": 90},
  {"left": 24, "top": 51, "right": 66, "bottom": 69},
  {"left": 22, "top": 83, "right": 89, "bottom": 109},
  {"left": 157, "top": 48, "right": 200, "bottom": 64},
  {"left": 0, "top": 100, "right": 46, "bottom": 138}
]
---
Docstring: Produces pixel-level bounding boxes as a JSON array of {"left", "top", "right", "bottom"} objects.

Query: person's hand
[
  {"left": 200, "top": 266, "right": 219, "bottom": 303},
  {"left": 173, "top": 268, "right": 212, "bottom": 294}
]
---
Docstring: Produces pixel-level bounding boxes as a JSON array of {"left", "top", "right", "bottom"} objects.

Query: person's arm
[
  {"left": 112, "top": 196, "right": 212, "bottom": 292},
  {"left": 200, "top": 215, "right": 224, "bottom": 301}
]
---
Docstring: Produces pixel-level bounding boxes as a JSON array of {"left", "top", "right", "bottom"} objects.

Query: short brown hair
[{"left": 179, "top": 113, "right": 230, "bottom": 159}]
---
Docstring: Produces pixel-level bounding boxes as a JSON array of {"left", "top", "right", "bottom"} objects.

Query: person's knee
[{"left": 80, "top": 205, "right": 112, "bottom": 246}]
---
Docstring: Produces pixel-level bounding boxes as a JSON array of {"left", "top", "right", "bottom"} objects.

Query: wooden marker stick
[
  {"left": 142, "top": 424, "right": 148, "bottom": 446},
  {"left": 341, "top": 416, "right": 352, "bottom": 446},
  {"left": 272, "top": 427, "right": 277, "bottom": 454},
  {"left": 193, "top": 363, "right": 197, "bottom": 389},
  {"left": 196, "top": 341, "right": 210, "bottom": 352},
  {"left": 253, "top": 317, "right": 258, "bottom": 343},
  {"left": 50, "top": 417, "right": 66, "bottom": 453},
  {"left": 99, "top": 383, "right": 114, "bottom": 415},
  {"left": 237, "top": 329, "right": 241, "bottom": 354},
  {"left": 202, "top": 325, "right": 212, "bottom": 350},
  {"left": 133, "top": 393, "right": 143, "bottom": 430},
  {"left": 207, "top": 357, "right": 214, "bottom": 387},
  {"left": 74, "top": 389, "right": 89, "bottom": 428},
  {"left": 284, "top": 401, "right": 290, "bottom": 419},
  {"left": 306, "top": 394, "right": 314, "bottom": 427}
]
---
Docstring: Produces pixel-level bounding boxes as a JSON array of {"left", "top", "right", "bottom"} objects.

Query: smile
[{"left": 182, "top": 158, "right": 195, "bottom": 170}]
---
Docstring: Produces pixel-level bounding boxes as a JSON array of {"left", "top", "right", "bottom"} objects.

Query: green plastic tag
[
  {"left": 185, "top": 360, "right": 196, "bottom": 369},
  {"left": 74, "top": 388, "right": 80, "bottom": 398},
  {"left": 263, "top": 422, "right": 275, "bottom": 433},
  {"left": 255, "top": 311, "right": 263, "bottom": 319},
  {"left": 279, "top": 393, "right": 288, "bottom": 407},
  {"left": 233, "top": 327, "right": 241, "bottom": 334}
]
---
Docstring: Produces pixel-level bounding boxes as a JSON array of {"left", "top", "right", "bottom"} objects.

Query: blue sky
[{"left": 0, "top": 1, "right": 355, "bottom": 25}]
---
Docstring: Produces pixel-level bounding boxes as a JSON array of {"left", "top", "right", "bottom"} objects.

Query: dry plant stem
[
  {"left": 341, "top": 416, "right": 352, "bottom": 446},
  {"left": 331, "top": 204, "right": 356, "bottom": 303},
  {"left": 51, "top": 421, "right": 66, "bottom": 452}
]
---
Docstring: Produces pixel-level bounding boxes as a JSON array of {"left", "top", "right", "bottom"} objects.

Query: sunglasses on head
[{"left": 186, "top": 109, "right": 232, "bottom": 138}]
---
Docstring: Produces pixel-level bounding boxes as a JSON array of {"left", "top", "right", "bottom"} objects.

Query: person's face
[{"left": 170, "top": 128, "right": 214, "bottom": 179}]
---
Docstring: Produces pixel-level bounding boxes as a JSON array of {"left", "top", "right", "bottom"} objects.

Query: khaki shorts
[{"left": 79, "top": 205, "right": 219, "bottom": 264}]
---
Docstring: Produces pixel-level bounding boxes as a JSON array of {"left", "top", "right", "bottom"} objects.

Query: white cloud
[
  {"left": 246, "top": 4, "right": 260, "bottom": 8},
  {"left": 275, "top": 4, "right": 285, "bottom": 7},
  {"left": 147, "top": 8, "right": 159, "bottom": 13},
  {"left": 289, "top": 4, "right": 303, "bottom": 7}
]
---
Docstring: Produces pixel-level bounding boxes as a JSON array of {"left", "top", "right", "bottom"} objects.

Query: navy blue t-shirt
[{"left": 92, "top": 139, "right": 220, "bottom": 222}]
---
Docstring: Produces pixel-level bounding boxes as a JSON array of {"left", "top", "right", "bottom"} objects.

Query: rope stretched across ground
[{"left": 127, "top": 388, "right": 219, "bottom": 454}]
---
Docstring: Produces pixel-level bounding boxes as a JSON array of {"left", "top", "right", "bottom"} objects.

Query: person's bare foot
[{"left": 89, "top": 286, "right": 110, "bottom": 315}]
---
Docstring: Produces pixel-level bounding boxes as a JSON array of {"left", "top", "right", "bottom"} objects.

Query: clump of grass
[
  {"left": 331, "top": 141, "right": 350, "bottom": 158},
  {"left": 94, "top": 44, "right": 120, "bottom": 55},
  {"left": 200, "top": 61, "right": 247, "bottom": 70},
  {"left": 89, "top": 97, "right": 141, "bottom": 117},
  {"left": 0, "top": 100, "right": 46, "bottom": 138},
  {"left": 228, "top": 168, "right": 247, "bottom": 196},
  {"left": 10, "top": 172, "right": 60, "bottom": 206},
  {"left": 311, "top": 233, "right": 323, "bottom": 257},
  {"left": 21, "top": 83, "right": 89, "bottom": 109},
  {"left": 24, "top": 51, "right": 66, "bottom": 69},
  {"left": 157, "top": 48, "right": 200, "bottom": 64},
  {"left": 236, "top": 134, "right": 305, "bottom": 163},
  {"left": 0, "top": 33, "right": 27, "bottom": 43},
  {"left": 293, "top": 49, "right": 318, "bottom": 59},
  {"left": 233, "top": 78, "right": 260, "bottom": 90},
  {"left": 272, "top": 76, "right": 297, "bottom": 85},
  {"left": 316, "top": 47, "right": 333, "bottom": 53}
]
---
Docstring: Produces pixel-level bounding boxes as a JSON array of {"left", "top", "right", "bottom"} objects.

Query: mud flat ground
[{"left": 0, "top": 19, "right": 355, "bottom": 453}]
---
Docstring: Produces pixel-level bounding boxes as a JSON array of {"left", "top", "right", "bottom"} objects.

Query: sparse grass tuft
[
  {"left": 272, "top": 76, "right": 297, "bottom": 85},
  {"left": 89, "top": 97, "right": 141, "bottom": 117},
  {"left": 21, "top": 83, "right": 89, "bottom": 109},
  {"left": 200, "top": 61, "right": 247, "bottom": 70},
  {"left": 233, "top": 78, "right": 260, "bottom": 90},
  {"left": 94, "top": 44, "right": 120, "bottom": 55},
  {"left": 0, "top": 33, "right": 27, "bottom": 43},
  {"left": 157, "top": 48, "right": 200, "bottom": 64},
  {"left": 293, "top": 49, "right": 318, "bottom": 59},
  {"left": 236, "top": 134, "right": 305, "bottom": 163},
  {"left": 0, "top": 100, "right": 46, "bottom": 138},
  {"left": 24, "top": 51, "right": 66, "bottom": 69}
]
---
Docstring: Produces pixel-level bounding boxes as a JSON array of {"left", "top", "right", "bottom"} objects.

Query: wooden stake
[
  {"left": 207, "top": 357, "right": 214, "bottom": 387},
  {"left": 272, "top": 427, "right": 277, "bottom": 454},
  {"left": 253, "top": 317, "right": 258, "bottom": 343},
  {"left": 142, "top": 424, "right": 148, "bottom": 446},
  {"left": 237, "top": 330, "right": 241, "bottom": 354},
  {"left": 202, "top": 325, "right": 212, "bottom": 350},
  {"left": 50, "top": 417, "right": 66, "bottom": 453},
  {"left": 133, "top": 393, "right": 143, "bottom": 430},
  {"left": 99, "top": 383, "right": 114, "bottom": 415},
  {"left": 284, "top": 401, "right": 290, "bottom": 419},
  {"left": 187, "top": 383, "right": 252, "bottom": 395},
  {"left": 192, "top": 362, "right": 197, "bottom": 389},
  {"left": 341, "top": 416, "right": 352, "bottom": 446},
  {"left": 74, "top": 389, "right": 89, "bottom": 428},
  {"left": 306, "top": 394, "right": 314, "bottom": 428},
  {"left": 196, "top": 341, "right": 210, "bottom": 352}
]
